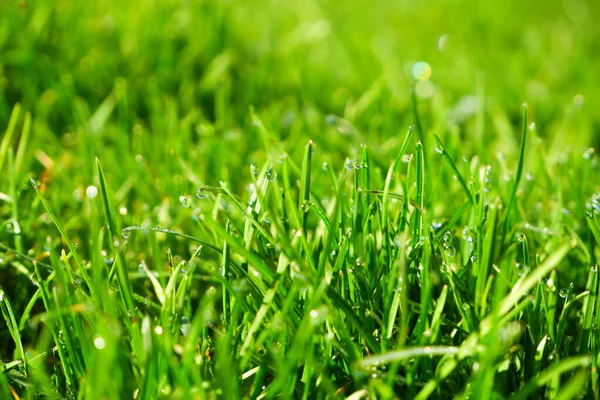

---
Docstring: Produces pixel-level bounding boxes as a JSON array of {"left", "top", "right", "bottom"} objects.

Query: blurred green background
[{"left": 1, "top": 0, "right": 598, "bottom": 135}]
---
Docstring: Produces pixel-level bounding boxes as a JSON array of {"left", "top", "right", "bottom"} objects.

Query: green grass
[{"left": 1, "top": 0, "right": 600, "bottom": 398}]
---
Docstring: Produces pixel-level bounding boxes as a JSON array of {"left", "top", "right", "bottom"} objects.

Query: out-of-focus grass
[{"left": 1, "top": 0, "right": 599, "bottom": 398}]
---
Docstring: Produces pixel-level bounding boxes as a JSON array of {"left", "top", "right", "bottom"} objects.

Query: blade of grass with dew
[
  {"left": 508, "top": 355, "right": 590, "bottom": 400},
  {"left": 31, "top": 179, "right": 93, "bottom": 293},
  {"left": 8, "top": 149, "right": 22, "bottom": 254},
  {"left": 95, "top": 158, "right": 135, "bottom": 312},
  {"left": 495, "top": 242, "right": 570, "bottom": 320},
  {"left": 412, "top": 141, "right": 425, "bottom": 247},
  {"left": 299, "top": 140, "right": 313, "bottom": 235},
  {"left": 502, "top": 103, "right": 528, "bottom": 244},
  {"left": 0, "top": 288, "right": 26, "bottom": 374}
]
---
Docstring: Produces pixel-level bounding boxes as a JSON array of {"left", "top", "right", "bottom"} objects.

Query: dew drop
[
  {"left": 179, "top": 195, "right": 190, "bottom": 208},
  {"left": 196, "top": 187, "right": 207, "bottom": 199},
  {"left": 250, "top": 164, "right": 259, "bottom": 175},
  {"left": 345, "top": 158, "right": 353, "bottom": 171},
  {"left": 591, "top": 265, "right": 598, "bottom": 272},
  {"left": 445, "top": 245, "right": 456, "bottom": 257},
  {"left": 586, "top": 211, "right": 594, "bottom": 218},
  {"left": 517, "top": 234, "right": 525, "bottom": 242},
  {"left": 434, "top": 147, "right": 443, "bottom": 154},
  {"left": 93, "top": 334, "right": 106, "bottom": 350},
  {"left": 86, "top": 185, "right": 98, "bottom": 199},
  {"left": 443, "top": 231, "right": 452, "bottom": 242},
  {"left": 559, "top": 288, "right": 568, "bottom": 298},
  {"left": 583, "top": 148, "right": 595, "bottom": 160},
  {"left": 266, "top": 166, "right": 277, "bottom": 182}
]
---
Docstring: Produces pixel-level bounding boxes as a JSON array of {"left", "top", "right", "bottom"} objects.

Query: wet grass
[{"left": 1, "top": 0, "right": 600, "bottom": 398}]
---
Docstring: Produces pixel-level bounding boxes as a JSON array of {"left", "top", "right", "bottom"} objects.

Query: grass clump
[{"left": 1, "top": 0, "right": 600, "bottom": 399}]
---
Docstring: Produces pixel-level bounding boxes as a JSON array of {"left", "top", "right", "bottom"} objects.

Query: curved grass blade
[
  {"left": 502, "top": 103, "right": 528, "bottom": 241},
  {"left": 31, "top": 179, "right": 93, "bottom": 292}
]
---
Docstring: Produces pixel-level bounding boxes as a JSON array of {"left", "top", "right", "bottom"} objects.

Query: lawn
[{"left": 1, "top": 0, "right": 599, "bottom": 398}]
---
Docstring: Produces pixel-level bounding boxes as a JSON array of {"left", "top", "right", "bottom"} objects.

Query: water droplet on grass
[
  {"left": 444, "top": 245, "right": 456, "bottom": 257},
  {"left": 179, "top": 195, "right": 190, "bottom": 208},
  {"left": 559, "top": 288, "right": 568, "bottom": 298},
  {"left": 525, "top": 173, "right": 534, "bottom": 181},
  {"left": 196, "top": 187, "right": 207, "bottom": 199},
  {"left": 586, "top": 211, "right": 593, "bottom": 218},
  {"left": 344, "top": 158, "right": 353, "bottom": 171},
  {"left": 86, "top": 185, "right": 98, "bottom": 199},
  {"left": 266, "top": 166, "right": 277, "bottom": 181},
  {"left": 250, "top": 164, "right": 259, "bottom": 175},
  {"left": 443, "top": 231, "right": 452, "bottom": 242},
  {"left": 517, "top": 233, "right": 526, "bottom": 242},
  {"left": 93, "top": 334, "right": 106, "bottom": 349}
]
